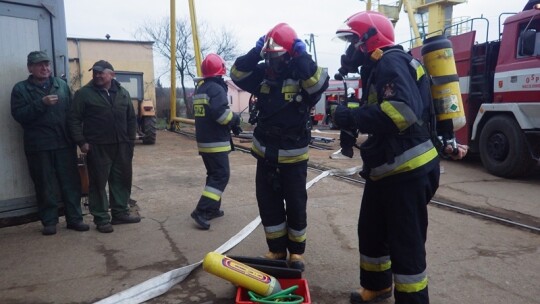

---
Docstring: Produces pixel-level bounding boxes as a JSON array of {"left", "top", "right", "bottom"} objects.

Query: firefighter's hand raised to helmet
[
  {"left": 255, "top": 35, "right": 265, "bottom": 52},
  {"left": 292, "top": 38, "right": 307, "bottom": 57},
  {"left": 444, "top": 143, "right": 469, "bottom": 160}
]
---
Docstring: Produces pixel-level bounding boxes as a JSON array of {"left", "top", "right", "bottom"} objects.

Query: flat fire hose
[{"left": 94, "top": 165, "right": 361, "bottom": 304}]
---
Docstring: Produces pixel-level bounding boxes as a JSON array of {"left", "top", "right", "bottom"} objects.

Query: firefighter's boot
[
  {"left": 191, "top": 210, "right": 210, "bottom": 230},
  {"left": 350, "top": 287, "right": 392, "bottom": 303},
  {"left": 263, "top": 251, "right": 287, "bottom": 260},
  {"left": 288, "top": 254, "right": 305, "bottom": 272}
]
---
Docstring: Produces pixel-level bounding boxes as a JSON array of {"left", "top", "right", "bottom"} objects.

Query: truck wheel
[
  {"left": 479, "top": 115, "right": 535, "bottom": 178},
  {"left": 142, "top": 116, "right": 157, "bottom": 145}
]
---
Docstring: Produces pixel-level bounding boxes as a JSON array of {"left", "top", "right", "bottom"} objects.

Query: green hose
[{"left": 247, "top": 285, "right": 304, "bottom": 304}]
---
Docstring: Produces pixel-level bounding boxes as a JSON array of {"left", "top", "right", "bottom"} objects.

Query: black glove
[
  {"left": 232, "top": 125, "right": 243, "bottom": 136},
  {"left": 332, "top": 105, "right": 355, "bottom": 129},
  {"left": 340, "top": 130, "right": 357, "bottom": 158}
]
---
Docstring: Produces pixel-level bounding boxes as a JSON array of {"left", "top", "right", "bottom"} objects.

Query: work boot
[
  {"left": 204, "top": 209, "right": 224, "bottom": 221},
  {"left": 263, "top": 251, "right": 287, "bottom": 260},
  {"left": 111, "top": 213, "right": 141, "bottom": 225},
  {"left": 66, "top": 221, "right": 90, "bottom": 231},
  {"left": 191, "top": 210, "right": 210, "bottom": 230},
  {"left": 288, "top": 254, "right": 305, "bottom": 272},
  {"left": 42, "top": 225, "right": 57, "bottom": 236},
  {"left": 350, "top": 287, "right": 392, "bottom": 303},
  {"left": 96, "top": 222, "right": 114, "bottom": 233}
]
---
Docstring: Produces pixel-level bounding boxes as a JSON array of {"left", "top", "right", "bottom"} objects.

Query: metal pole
[
  {"left": 169, "top": 0, "right": 177, "bottom": 126},
  {"left": 188, "top": 0, "right": 202, "bottom": 77},
  {"left": 310, "top": 33, "right": 318, "bottom": 64}
]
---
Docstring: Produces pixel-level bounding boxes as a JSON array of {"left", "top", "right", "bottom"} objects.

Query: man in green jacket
[
  {"left": 11, "top": 51, "right": 89, "bottom": 236},
  {"left": 69, "top": 60, "right": 140, "bottom": 233}
]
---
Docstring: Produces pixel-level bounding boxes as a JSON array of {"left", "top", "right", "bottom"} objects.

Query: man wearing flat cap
[
  {"left": 68, "top": 60, "right": 140, "bottom": 233},
  {"left": 11, "top": 51, "right": 89, "bottom": 235}
]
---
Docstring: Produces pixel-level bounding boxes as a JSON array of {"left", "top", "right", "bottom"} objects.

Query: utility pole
[{"left": 304, "top": 33, "right": 318, "bottom": 64}]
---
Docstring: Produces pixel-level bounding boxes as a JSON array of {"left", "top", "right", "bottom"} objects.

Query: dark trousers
[
  {"left": 255, "top": 160, "right": 308, "bottom": 254},
  {"left": 25, "top": 147, "right": 82, "bottom": 226},
  {"left": 195, "top": 152, "right": 230, "bottom": 213},
  {"left": 358, "top": 165, "right": 439, "bottom": 304},
  {"left": 86, "top": 142, "right": 133, "bottom": 225}
]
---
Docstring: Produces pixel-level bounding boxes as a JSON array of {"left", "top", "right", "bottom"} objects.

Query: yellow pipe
[
  {"left": 403, "top": 0, "right": 423, "bottom": 47},
  {"left": 171, "top": 117, "right": 195, "bottom": 125},
  {"left": 188, "top": 0, "right": 202, "bottom": 77},
  {"left": 169, "top": 0, "right": 177, "bottom": 126}
]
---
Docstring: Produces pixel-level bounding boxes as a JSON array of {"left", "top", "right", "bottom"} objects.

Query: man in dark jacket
[
  {"left": 190, "top": 53, "right": 241, "bottom": 230},
  {"left": 231, "top": 23, "right": 329, "bottom": 271},
  {"left": 68, "top": 60, "right": 140, "bottom": 233},
  {"left": 11, "top": 51, "right": 89, "bottom": 235}
]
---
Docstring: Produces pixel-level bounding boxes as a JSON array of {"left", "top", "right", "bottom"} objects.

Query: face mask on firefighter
[
  {"left": 339, "top": 40, "right": 366, "bottom": 74},
  {"left": 265, "top": 52, "right": 290, "bottom": 76}
]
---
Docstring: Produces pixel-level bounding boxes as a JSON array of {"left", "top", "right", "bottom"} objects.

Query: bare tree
[{"left": 136, "top": 17, "right": 239, "bottom": 118}]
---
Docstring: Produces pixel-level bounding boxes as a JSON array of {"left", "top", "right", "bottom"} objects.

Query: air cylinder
[
  {"left": 202, "top": 252, "right": 282, "bottom": 296},
  {"left": 421, "top": 35, "right": 466, "bottom": 131}
]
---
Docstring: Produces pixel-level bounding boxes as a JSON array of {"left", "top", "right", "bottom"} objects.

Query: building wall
[{"left": 67, "top": 38, "right": 155, "bottom": 102}]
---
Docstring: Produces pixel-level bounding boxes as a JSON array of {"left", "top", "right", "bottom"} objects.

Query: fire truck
[{"left": 408, "top": 5, "right": 540, "bottom": 178}]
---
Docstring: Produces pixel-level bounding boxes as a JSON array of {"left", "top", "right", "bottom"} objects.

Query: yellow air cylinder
[
  {"left": 202, "top": 252, "right": 282, "bottom": 296},
  {"left": 421, "top": 35, "right": 466, "bottom": 131}
]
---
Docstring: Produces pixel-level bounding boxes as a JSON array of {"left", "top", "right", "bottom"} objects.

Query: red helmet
[
  {"left": 335, "top": 11, "right": 394, "bottom": 53},
  {"left": 261, "top": 23, "right": 298, "bottom": 58},
  {"left": 201, "top": 53, "right": 226, "bottom": 78}
]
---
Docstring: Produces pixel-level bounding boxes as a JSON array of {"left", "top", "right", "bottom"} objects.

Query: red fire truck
[{"left": 408, "top": 6, "right": 540, "bottom": 178}]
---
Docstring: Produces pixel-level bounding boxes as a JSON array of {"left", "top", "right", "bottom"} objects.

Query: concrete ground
[{"left": 0, "top": 129, "right": 539, "bottom": 304}]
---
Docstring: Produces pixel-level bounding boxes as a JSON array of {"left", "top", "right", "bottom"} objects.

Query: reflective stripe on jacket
[
  {"left": 353, "top": 46, "right": 437, "bottom": 180},
  {"left": 231, "top": 48, "right": 329, "bottom": 165},
  {"left": 193, "top": 77, "right": 233, "bottom": 153}
]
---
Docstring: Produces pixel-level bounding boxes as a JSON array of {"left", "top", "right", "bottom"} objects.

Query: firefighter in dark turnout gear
[
  {"left": 231, "top": 23, "right": 329, "bottom": 271},
  {"left": 332, "top": 11, "right": 468, "bottom": 304},
  {"left": 191, "top": 54, "right": 242, "bottom": 230}
]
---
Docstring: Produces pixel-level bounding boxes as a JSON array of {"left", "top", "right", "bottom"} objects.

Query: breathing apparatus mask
[{"left": 264, "top": 52, "right": 291, "bottom": 76}]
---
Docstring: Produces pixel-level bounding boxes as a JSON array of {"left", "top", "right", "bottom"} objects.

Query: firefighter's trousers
[
  {"left": 86, "top": 142, "right": 133, "bottom": 225},
  {"left": 25, "top": 147, "right": 82, "bottom": 226},
  {"left": 195, "top": 152, "right": 230, "bottom": 213},
  {"left": 358, "top": 164, "right": 440, "bottom": 304},
  {"left": 255, "top": 160, "right": 308, "bottom": 255}
]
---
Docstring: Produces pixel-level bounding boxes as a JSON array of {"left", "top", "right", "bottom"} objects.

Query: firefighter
[
  {"left": 346, "top": 87, "right": 360, "bottom": 109},
  {"left": 231, "top": 23, "right": 329, "bottom": 271},
  {"left": 332, "top": 11, "right": 468, "bottom": 303},
  {"left": 191, "top": 54, "right": 242, "bottom": 230}
]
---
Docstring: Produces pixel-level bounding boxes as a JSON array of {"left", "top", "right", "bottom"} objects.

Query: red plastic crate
[{"left": 235, "top": 278, "right": 311, "bottom": 304}]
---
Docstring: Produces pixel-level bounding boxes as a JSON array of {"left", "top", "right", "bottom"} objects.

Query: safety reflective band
[
  {"left": 347, "top": 102, "right": 360, "bottom": 109},
  {"left": 252, "top": 138, "right": 309, "bottom": 164},
  {"left": 264, "top": 222, "right": 287, "bottom": 239},
  {"left": 369, "top": 140, "right": 438, "bottom": 180},
  {"left": 217, "top": 109, "right": 233, "bottom": 125},
  {"left": 193, "top": 94, "right": 209, "bottom": 105},
  {"left": 302, "top": 67, "right": 329, "bottom": 95},
  {"left": 288, "top": 227, "right": 306, "bottom": 243},
  {"left": 230, "top": 65, "right": 253, "bottom": 82},
  {"left": 201, "top": 185, "right": 223, "bottom": 202},
  {"left": 380, "top": 100, "right": 418, "bottom": 132},
  {"left": 282, "top": 80, "right": 300, "bottom": 93},
  {"left": 394, "top": 271, "right": 428, "bottom": 293},
  {"left": 409, "top": 59, "right": 426, "bottom": 81},
  {"left": 197, "top": 141, "right": 232, "bottom": 153},
  {"left": 360, "top": 254, "right": 391, "bottom": 272}
]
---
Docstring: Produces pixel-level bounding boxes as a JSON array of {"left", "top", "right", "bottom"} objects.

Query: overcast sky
[{"left": 64, "top": 0, "right": 522, "bottom": 85}]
